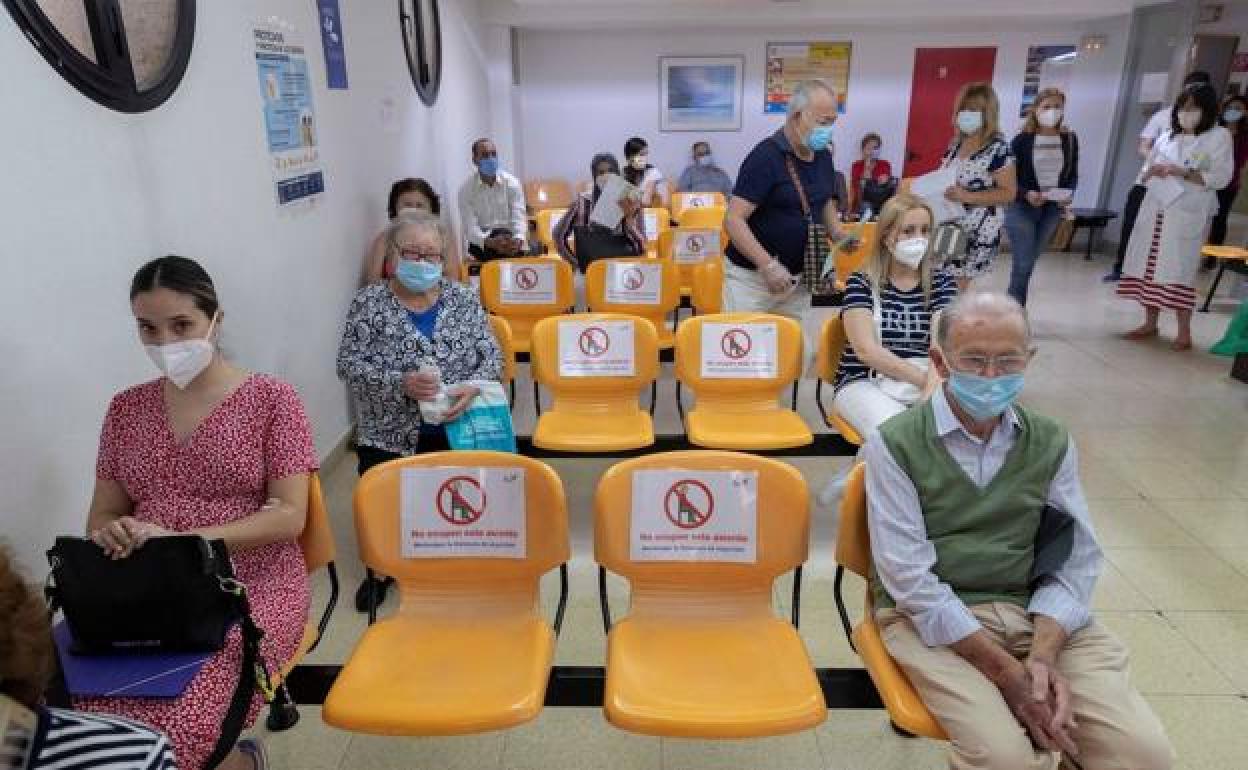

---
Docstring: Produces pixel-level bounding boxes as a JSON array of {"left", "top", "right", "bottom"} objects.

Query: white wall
[
  {"left": 516, "top": 19, "right": 1131, "bottom": 207},
  {"left": 0, "top": 0, "right": 495, "bottom": 572}
]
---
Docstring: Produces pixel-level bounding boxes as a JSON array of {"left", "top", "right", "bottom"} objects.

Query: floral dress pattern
[
  {"left": 78, "top": 374, "right": 319, "bottom": 770},
  {"left": 943, "top": 136, "right": 1014, "bottom": 278}
]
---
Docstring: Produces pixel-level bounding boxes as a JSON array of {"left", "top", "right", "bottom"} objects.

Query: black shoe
[
  {"left": 1102, "top": 269, "right": 1122, "bottom": 283},
  {"left": 354, "top": 575, "right": 394, "bottom": 613}
]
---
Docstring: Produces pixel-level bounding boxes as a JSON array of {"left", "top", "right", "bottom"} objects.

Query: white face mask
[
  {"left": 1178, "top": 109, "right": 1202, "bottom": 131},
  {"left": 893, "top": 236, "right": 929, "bottom": 269},
  {"left": 145, "top": 313, "right": 218, "bottom": 389},
  {"left": 1036, "top": 108, "right": 1063, "bottom": 128},
  {"left": 630, "top": 155, "right": 648, "bottom": 171}
]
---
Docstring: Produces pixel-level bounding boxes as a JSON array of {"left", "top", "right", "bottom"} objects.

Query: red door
[{"left": 902, "top": 47, "right": 998, "bottom": 178}]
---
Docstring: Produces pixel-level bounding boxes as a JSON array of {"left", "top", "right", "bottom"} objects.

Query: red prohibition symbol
[
  {"left": 622, "top": 266, "right": 645, "bottom": 291},
  {"left": 721, "top": 328, "right": 752, "bottom": 360},
  {"left": 514, "top": 266, "right": 539, "bottom": 290},
  {"left": 436, "top": 476, "right": 486, "bottom": 526},
  {"left": 664, "top": 479, "right": 714, "bottom": 529},
  {"left": 578, "top": 326, "right": 610, "bottom": 357}
]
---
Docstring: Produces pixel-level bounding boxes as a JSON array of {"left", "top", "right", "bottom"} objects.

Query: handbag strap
[
  {"left": 782, "top": 153, "right": 814, "bottom": 220},
  {"left": 204, "top": 578, "right": 274, "bottom": 770}
]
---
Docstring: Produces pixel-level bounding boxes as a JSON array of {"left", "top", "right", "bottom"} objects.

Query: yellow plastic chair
[
  {"left": 479, "top": 258, "right": 575, "bottom": 354},
  {"left": 672, "top": 192, "right": 727, "bottom": 220},
  {"left": 1199, "top": 244, "right": 1248, "bottom": 312},
  {"left": 834, "top": 463, "right": 947, "bottom": 740},
  {"left": 690, "top": 259, "right": 724, "bottom": 316},
  {"left": 658, "top": 227, "right": 726, "bottom": 301},
  {"left": 530, "top": 313, "right": 659, "bottom": 451},
  {"left": 487, "top": 314, "right": 517, "bottom": 408},
  {"left": 642, "top": 207, "right": 671, "bottom": 256},
  {"left": 677, "top": 204, "right": 726, "bottom": 229},
  {"left": 323, "top": 452, "right": 570, "bottom": 735},
  {"left": 675, "top": 313, "right": 812, "bottom": 449},
  {"left": 534, "top": 208, "right": 568, "bottom": 256},
  {"left": 267, "top": 473, "right": 339, "bottom": 729},
  {"left": 596, "top": 451, "right": 826, "bottom": 738},
  {"left": 813, "top": 314, "right": 863, "bottom": 446},
  {"left": 586, "top": 258, "right": 680, "bottom": 350},
  {"left": 524, "top": 178, "right": 573, "bottom": 210},
  {"left": 834, "top": 222, "right": 876, "bottom": 292}
]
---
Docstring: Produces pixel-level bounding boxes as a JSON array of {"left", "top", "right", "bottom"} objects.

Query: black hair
[
  {"left": 623, "top": 137, "right": 649, "bottom": 184},
  {"left": 1183, "top": 70, "right": 1212, "bottom": 88},
  {"left": 386, "top": 178, "right": 441, "bottom": 219},
  {"left": 861, "top": 132, "right": 882, "bottom": 149},
  {"left": 692, "top": 141, "right": 710, "bottom": 155},
  {"left": 591, "top": 152, "right": 620, "bottom": 178},
  {"left": 130, "top": 256, "right": 219, "bottom": 319},
  {"left": 1172, "top": 84, "right": 1219, "bottom": 135},
  {"left": 471, "top": 138, "right": 494, "bottom": 159}
]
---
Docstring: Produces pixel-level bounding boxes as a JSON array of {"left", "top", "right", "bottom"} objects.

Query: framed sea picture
[{"left": 659, "top": 55, "right": 744, "bottom": 132}]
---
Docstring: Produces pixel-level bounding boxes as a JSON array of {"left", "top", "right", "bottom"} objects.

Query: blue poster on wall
[
  {"left": 254, "top": 23, "right": 325, "bottom": 207},
  {"left": 317, "top": 0, "right": 349, "bottom": 89}
]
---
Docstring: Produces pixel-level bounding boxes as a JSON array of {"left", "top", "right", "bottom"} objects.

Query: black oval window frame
[
  {"left": 3, "top": 0, "right": 195, "bottom": 114},
  {"left": 399, "top": 0, "right": 441, "bottom": 107}
]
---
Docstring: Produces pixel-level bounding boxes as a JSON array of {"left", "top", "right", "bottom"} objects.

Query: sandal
[
  {"left": 238, "top": 738, "right": 268, "bottom": 770},
  {"left": 1171, "top": 338, "right": 1193, "bottom": 351},
  {"left": 1122, "top": 326, "right": 1159, "bottom": 341}
]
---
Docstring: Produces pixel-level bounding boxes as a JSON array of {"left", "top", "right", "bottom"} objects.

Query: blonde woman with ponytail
[{"left": 831, "top": 193, "right": 959, "bottom": 437}]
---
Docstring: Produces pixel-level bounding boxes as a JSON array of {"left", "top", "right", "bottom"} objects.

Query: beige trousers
[{"left": 877, "top": 603, "right": 1174, "bottom": 770}]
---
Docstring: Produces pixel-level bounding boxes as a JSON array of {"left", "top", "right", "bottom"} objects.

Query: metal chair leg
[
  {"left": 1202, "top": 262, "right": 1228, "bottom": 312},
  {"left": 265, "top": 683, "right": 300, "bottom": 731}
]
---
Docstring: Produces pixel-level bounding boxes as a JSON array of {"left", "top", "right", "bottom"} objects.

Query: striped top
[
  {"left": 33, "top": 708, "right": 177, "bottom": 769},
  {"left": 834, "top": 271, "right": 958, "bottom": 390}
]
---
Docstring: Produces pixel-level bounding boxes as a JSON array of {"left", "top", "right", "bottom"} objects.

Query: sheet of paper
[
  {"left": 700, "top": 322, "right": 778, "bottom": 379},
  {"left": 909, "top": 166, "right": 966, "bottom": 224},
  {"left": 673, "top": 229, "right": 720, "bottom": 264},
  {"left": 1044, "top": 188, "right": 1074, "bottom": 203},
  {"left": 589, "top": 174, "right": 640, "bottom": 230},
  {"left": 499, "top": 261, "right": 556, "bottom": 304},
  {"left": 400, "top": 467, "right": 526, "bottom": 559},
  {"left": 630, "top": 470, "right": 758, "bottom": 563},
  {"left": 605, "top": 261, "right": 662, "bottom": 305},
  {"left": 557, "top": 319, "right": 636, "bottom": 377}
]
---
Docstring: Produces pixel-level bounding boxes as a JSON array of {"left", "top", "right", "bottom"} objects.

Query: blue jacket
[{"left": 1010, "top": 130, "right": 1079, "bottom": 203}]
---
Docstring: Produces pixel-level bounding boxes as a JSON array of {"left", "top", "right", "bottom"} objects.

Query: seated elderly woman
[
  {"left": 82, "top": 255, "right": 319, "bottom": 770},
  {"left": 337, "top": 213, "right": 503, "bottom": 609},
  {"left": 362, "top": 178, "right": 443, "bottom": 285}
]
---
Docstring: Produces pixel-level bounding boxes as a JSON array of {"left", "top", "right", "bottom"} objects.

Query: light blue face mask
[
  {"left": 478, "top": 156, "right": 499, "bottom": 177},
  {"left": 946, "top": 370, "right": 1025, "bottom": 421},
  {"left": 1224, "top": 108, "right": 1244, "bottom": 123},
  {"left": 957, "top": 110, "right": 984, "bottom": 135},
  {"left": 806, "top": 124, "right": 835, "bottom": 152},
  {"left": 395, "top": 259, "right": 442, "bottom": 292},
  {"left": 696, "top": 154, "right": 714, "bottom": 167}
]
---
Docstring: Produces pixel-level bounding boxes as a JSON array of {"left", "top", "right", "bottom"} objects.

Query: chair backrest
[
  {"left": 595, "top": 451, "right": 809, "bottom": 609},
  {"left": 834, "top": 222, "right": 876, "bottom": 286},
  {"left": 674, "top": 313, "right": 803, "bottom": 407},
  {"left": 354, "top": 452, "right": 570, "bottom": 594},
  {"left": 585, "top": 258, "right": 680, "bottom": 326},
  {"left": 299, "top": 472, "right": 336, "bottom": 573},
  {"left": 659, "top": 226, "right": 726, "bottom": 296},
  {"left": 690, "top": 260, "right": 724, "bottom": 316},
  {"left": 677, "top": 205, "right": 726, "bottom": 229},
  {"left": 834, "top": 463, "right": 871, "bottom": 578},
  {"left": 479, "top": 257, "right": 575, "bottom": 322},
  {"left": 487, "top": 314, "right": 515, "bottom": 386},
  {"left": 814, "top": 314, "right": 849, "bottom": 383},
  {"left": 534, "top": 208, "right": 566, "bottom": 254},
  {"left": 530, "top": 313, "right": 659, "bottom": 399},
  {"left": 672, "top": 192, "right": 726, "bottom": 219},
  {"left": 525, "top": 178, "right": 573, "bottom": 210},
  {"left": 641, "top": 207, "right": 671, "bottom": 250}
]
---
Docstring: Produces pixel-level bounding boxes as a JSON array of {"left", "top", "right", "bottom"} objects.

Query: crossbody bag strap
[
  {"left": 203, "top": 578, "right": 274, "bottom": 770},
  {"left": 782, "top": 153, "right": 813, "bottom": 220}
]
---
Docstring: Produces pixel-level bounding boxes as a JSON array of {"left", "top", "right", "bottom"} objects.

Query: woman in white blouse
[{"left": 1118, "top": 84, "right": 1233, "bottom": 350}]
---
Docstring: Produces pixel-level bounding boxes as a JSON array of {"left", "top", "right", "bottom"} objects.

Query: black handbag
[{"left": 45, "top": 535, "right": 274, "bottom": 770}]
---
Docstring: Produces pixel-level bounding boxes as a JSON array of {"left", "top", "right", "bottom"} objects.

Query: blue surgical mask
[
  {"left": 395, "top": 260, "right": 442, "bottom": 292},
  {"left": 696, "top": 154, "right": 714, "bottom": 167},
  {"left": 1224, "top": 108, "right": 1244, "bottom": 123},
  {"left": 957, "top": 110, "right": 984, "bottom": 135},
  {"left": 946, "top": 370, "right": 1025, "bottom": 421},
  {"left": 806, "top": 124, "right": 835, "bottom": 152},
  {"left": 478, "top": 156, "right": 499, "bottom": 177}
]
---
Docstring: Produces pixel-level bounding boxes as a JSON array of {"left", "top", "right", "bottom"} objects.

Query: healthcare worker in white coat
[{"left": 1118, "top": 84, "right": 1233, "bottom": 351}]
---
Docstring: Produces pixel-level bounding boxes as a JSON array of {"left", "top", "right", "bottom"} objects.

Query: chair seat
[
  {"left": 605, "top": 615, "right": 827, "bottom": 738},
  {"left": 686, "top": 409, "right": 812, "bottom": 450},
  {"left": 829, "top": 412, "right": 863, "bottom": 446},
  {"left": 323, "top": 614, "right": 554, "bottom": 735},
  {"left": 533, "top": 408, "right": 654, "bottom": 451},
  {"left": 1201, "top": 245, "right": 1248, "bottom": 260},
  {"left": 852, "top": 618, "right": 946, "bottom": 740}
]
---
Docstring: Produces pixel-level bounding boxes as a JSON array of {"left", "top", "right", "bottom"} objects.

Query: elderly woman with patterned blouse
[{"left": 337, "top": 213, "right": 502, "bottom": 609}]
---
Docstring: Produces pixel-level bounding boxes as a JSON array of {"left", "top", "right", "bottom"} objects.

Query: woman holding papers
[
  {"left": 1119, "top": 84, "right": 1233, "bottom": 351},
  {"left": 939, "top": 82, "right": 1017, "bottom": 290},
  {"left": 1005, "top": 88, "right": 1079, "bottom": 306},
  {"left": 553, "top": 152, "right": 646, "bottom": 267}
]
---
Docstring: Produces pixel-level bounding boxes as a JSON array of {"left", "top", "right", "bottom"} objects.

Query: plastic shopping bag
[
  {"left": 444, "top": 381, "right": 517, "bottom": 452},
  {"left": 1211, "top": 299, "right": 1248, "bottom": 357}
]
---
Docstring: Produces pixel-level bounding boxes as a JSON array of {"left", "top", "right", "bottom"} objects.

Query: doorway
[{"left": 901, "top": 47, "right": 998, "bottom": 177}]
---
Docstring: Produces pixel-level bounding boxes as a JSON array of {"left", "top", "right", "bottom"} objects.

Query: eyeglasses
[
  {"left": 398, "top": 249, "right": 442, "bottom": 262},
  {"left": 948, "top": 352, "right": 1032, "bottom": 375}
]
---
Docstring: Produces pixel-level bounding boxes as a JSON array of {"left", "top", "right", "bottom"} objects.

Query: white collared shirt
[
  {"left": 457, "top": 169, "right": 528, "bottom": 249},
  {"left": 863, "top": 387, "right": 1103, "bottom": 647}
]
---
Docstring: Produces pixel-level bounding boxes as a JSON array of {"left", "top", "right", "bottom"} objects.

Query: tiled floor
[{"left": 254, "top": 241, "right": 1248, "bottom": 769}]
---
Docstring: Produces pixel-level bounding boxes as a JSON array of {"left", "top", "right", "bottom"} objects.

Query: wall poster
[
  {"left": 254, "top": 21, "right": 325, "bottom": 208},
  {"left": 764, "top": 42, "right": 851, "bottom": 114},
  {"left": 1019, "top": 45, "right": 1076, "bottom": 117}
]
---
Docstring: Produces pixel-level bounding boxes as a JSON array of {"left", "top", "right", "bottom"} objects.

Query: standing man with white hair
[{"left": 723, "top": 79, "right": 855, "bottom": 328}]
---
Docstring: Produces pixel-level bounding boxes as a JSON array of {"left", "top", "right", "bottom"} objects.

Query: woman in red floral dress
[{"left": 81, "top": 256, "right": 319, "bottom": 770}]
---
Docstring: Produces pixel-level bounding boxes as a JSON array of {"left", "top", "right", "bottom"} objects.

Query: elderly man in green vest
[{"left": 864, "top": 292, "right": 1173, "bottom": 770}]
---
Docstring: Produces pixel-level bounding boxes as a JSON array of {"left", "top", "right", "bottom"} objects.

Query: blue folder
[{"left": 53, "top": 622, "right": 211, "bottom": 699}]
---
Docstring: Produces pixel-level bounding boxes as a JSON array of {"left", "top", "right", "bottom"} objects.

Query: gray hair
[
  {"left": 787, "top": 79, "right": 837, "bottom": 118},
  {"left": 936, "top": 291, "right": 1032, "bottom": 350},
  {"left": 385, "top": 210, "right": 445, "bottom": 263}
]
